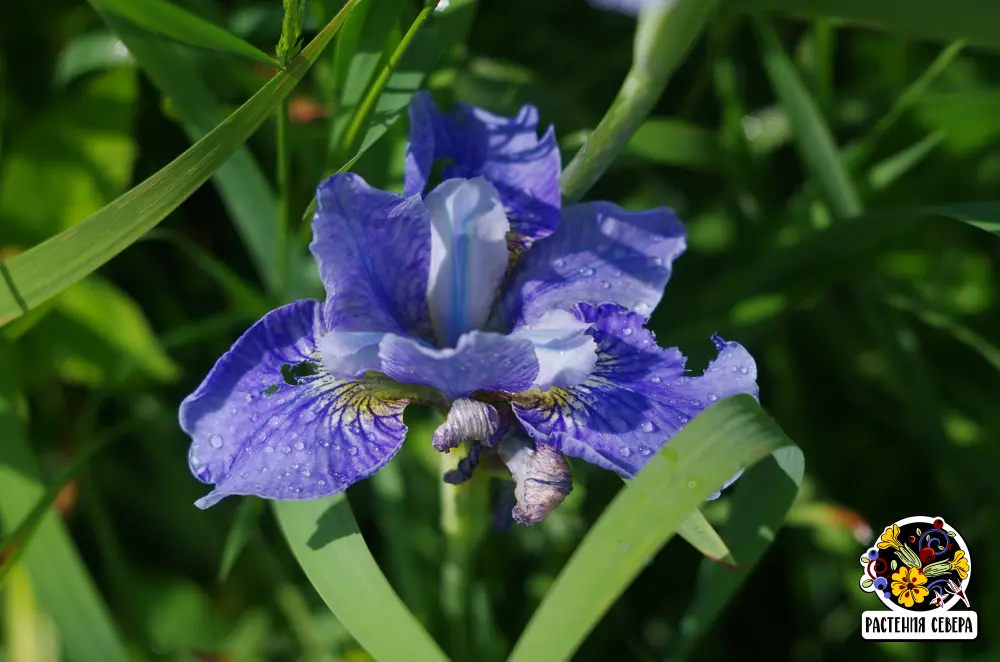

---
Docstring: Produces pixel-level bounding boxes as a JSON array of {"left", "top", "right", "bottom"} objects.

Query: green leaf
[
  {"left": 560, "top": 0, "right": 720, "bottom": 202},
  {"left": 731, "top": 0, "right": 1000, "bottom": 50},
  {"left": 755, "top": 17, "right": 862, "bottom": 219},
  {"left": 90, "top": 0, "right": 281, "bottom": 68},
  {"left": 507, "top": 395, "right": 801, "bottom": 662},
  {"left": 95, "top": 11, "right": 282, "bottom": 294},
  {"left": 0, "top": 0, "right": 363, "bottom": 328},
  {"left": 0, "top": 342, "right": 128, "bottom": 662},
  {"left": 677, "top": 508, "right": 736, "bottom": 566},
  {"left": 930, "top": 201, "right": 1000, "bottom": 234},
  {"left": 274, "top": 496, "right": 449, "bottom": 662},
  {"left": 669, "top": 447, "right": 804, "bottom": 660}
]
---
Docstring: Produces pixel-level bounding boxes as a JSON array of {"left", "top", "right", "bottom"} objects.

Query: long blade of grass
[
  {"left": 507, "top": 395, "right": 802, "bottom": 662},
  {"left": 274, "top": 495, "right": 450, "bottom": 662},
  {"left": 90, "top": 0, "right": 281, "bottom": 68},
  {"left": 92, "top": 7, "right": 278, "bottom": 295},
  {"left": 0, "top": 0, "right": 364, "bottom": 328},
  {"left": 755, "top": 17, "right": 862, "bottom": 219},
  {"left": 731, "top": 0, "right": 1000, "bottom": 50},
  {"left": 0, "top": 345, "right": 127, "bottom": 662},
  {"left": 677, "top": 508, "right": 736, "bottom": 566}
]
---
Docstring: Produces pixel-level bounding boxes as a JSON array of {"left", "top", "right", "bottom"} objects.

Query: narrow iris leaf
[
  {"left": 508, "top": 395, "right": 802, "bottom": 662},
  {"left": 0, "top": 0, "right": 363, "bottom": 328},
  {"left": 274, "top": 495, "right": 450, "bottom": 662},
  {"left": 755, "top": 17, "right": 862, "bottom": 219},
  {"left": 677, "top": 508, "right": 736, "bottom": 566},
  {"left": 96, "top": 10, "right": 283, "bottom": 295},
  {"left": 89, "top": 0, "right": 281, "bottom": 68}
]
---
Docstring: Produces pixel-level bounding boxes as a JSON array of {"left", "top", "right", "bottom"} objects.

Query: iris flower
[{"left": 179, "top": 92, "right": 758, "bottom": 524}]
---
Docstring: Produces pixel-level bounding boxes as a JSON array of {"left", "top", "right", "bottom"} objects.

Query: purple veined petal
[
  {"left": 311, "top": 173, "right": 432, "bottom": 339},
  {"left": 587, "top": 0, "right": 676, "bottom": 17},
  {"left": 512, "top": 304, "right": 758, "bottom": 498},
  {"left": 179, "top": 300, "right": 409, "bottom": 509},
  {"left": 378, "top": 330, "right": 539, "bottom": 400},
  {"left": 405, "top": 90, "right": 561, "bottom": 242},
  {"left": 509, "top": 310, "right": 598, "bottom": 391},
  {"left": 502, "top": 201, "right": 686, "bottom": 329},
  {"left": 425, "top": 177, "right": 510, "bottom": 347}
]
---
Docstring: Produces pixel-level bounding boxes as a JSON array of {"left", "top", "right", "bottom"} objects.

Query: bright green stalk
[{"left": 560, "top": 0, "right": 719, "bottom": 202}]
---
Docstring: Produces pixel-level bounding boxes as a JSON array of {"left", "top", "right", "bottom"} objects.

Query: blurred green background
[{"left": 1, "top": 0, "right": 998, "bottom": 660}]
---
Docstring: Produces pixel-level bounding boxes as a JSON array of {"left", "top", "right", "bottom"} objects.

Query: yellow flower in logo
[
  {"left": 891, "top": 566, "right": 929, "bottom": 608},
  {"left": 950, "top": 550, "right": 970, "bottom": 580},
  {"left": 878, "top": 524, "right": 902, "bottom": 550}
]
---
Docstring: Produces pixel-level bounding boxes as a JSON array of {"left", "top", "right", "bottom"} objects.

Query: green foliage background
[{"left": 1, "top": 0, "right": 998, "bottom": 661}]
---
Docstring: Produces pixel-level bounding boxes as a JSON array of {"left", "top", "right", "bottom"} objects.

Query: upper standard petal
[
  {"left": 179, "top": 299, "right": 409, "bottom": 508},
  {"left": 425, "top": 177, "right": 511, "bottom": 347},
  {"left": 502, "top": 201, "right": 686, "bottom": 329},
  {"left": 311, "top": 173, "right": 432, "bottom": 340},
  {"left": 405, "top": 91, "right": 561, "bottom": 242}
]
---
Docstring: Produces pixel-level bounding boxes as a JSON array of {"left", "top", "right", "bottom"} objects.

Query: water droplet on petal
[
  {"left": 245, "top": 393, "right": 254, "bottom": 403},
  {"left": 740, "top": 366, "right": 749, "bottom": 375},
  {"left": 600, "top": 280, "right": 611, "bottom": 289},
  {"left": 251, "top": 412, "right": 259, "bottom": 423},
  {"left": 707, "top": 393, "right": 718, "bottom": 402},
  {"left": 265, "top": 446, "right": 274, "bottom": 454},
  {"left": 640, "top": 420, "right": 654, "bottom": 432},
  {"left": 618, "top": 446, "right": 632, "bottom": 457},
  {"left": 553, "top": 258, "right": 564, "bottom": 268},
  {"left": 209, "top": 434, "right": 223, "bottom": 449},
  {"left": 268, "top": 416, "right": 281, "bottom": 427},
  {"left": 301, "top": 469, "right": 311, "bottom": 477},
  {"left": 651, "top": 375, "right": 661, "bottom": 383},
  {"left": 280, "top": 445, "right": 292, "bottom": 455},
  {"left": 638, "top": 445, "right": 652, "bottom": 457},
  {"left": 294, "top": 441, "right": 305, "bottom": 451},
  {"left": 622, "top": 327, "right": 634, "bottom": 337},
  {"left": 229, "top": 407, "right": 237, "bottom": 415},
  {"left": 348, "top": 446, "right": 359, "bottom": 456},
  {"left": 579, "top": 267, "right": 594, "bottom": 276}
]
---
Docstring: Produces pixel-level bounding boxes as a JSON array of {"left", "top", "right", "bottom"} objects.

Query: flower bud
[
  {"left": 497, "top": 433, "right": 573, "bottom": 525},
  {"left": 432, "top": 399, "right": 502, "bottom": 452}
]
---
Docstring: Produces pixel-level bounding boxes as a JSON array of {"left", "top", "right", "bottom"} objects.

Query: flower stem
[
  {"left": 275, "top": 101, "right": 291, "bottom": 298},
  {"left": 297, "top": 0, "right": 439, "bottom": 248},
  {"left": 560, "top": 0, "right": 719, "bottom": 202},
  {"left": 440, "top": 451, "right": 470, "bottom": 660}
]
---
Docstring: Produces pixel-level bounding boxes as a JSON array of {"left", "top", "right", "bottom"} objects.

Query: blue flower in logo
[{"left": 179, "top": 91, "right": 758, "bottom": 523}]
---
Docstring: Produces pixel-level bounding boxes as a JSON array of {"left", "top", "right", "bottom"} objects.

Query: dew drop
[
  {"left": 640, "top": 420, "right": 654, "bottom": 433},
  {"left": 688, "top": 479, "right": 699, "bottom": 490},
  {"left": 600, "top": 280, "right": 611, "bottom": 289},
  {"left": 294, "top": 441, "right": 305, "bottom": 451},
  {"left": 250, "top": 412, "right": 259, "bottom": 423},
  {"left": 268, "top": 416, "right": 281, "bottom": 428},
  {"left": 651, "top": 375, "right": 661, "bottom": 383},
  {"left": 739, "top": 366, "right": 749, "bottom": 375},
  {"left": 265, "top": 446, "right": 274, "bottom": 454},
  {"left": 245, "top": 393, "right": 254, "bottom": 403},
  {"left": 651, "top": 256, "right": 663, "bottom": 267},
  {"left": 617, "top": 446, "right": 632, "bottom": 457},
  {"left": 553, "top": 258, "right": 565, "bottom": 268},
  {"left": 579, "top": 267, "right": 594, "bottom": 276},
  {"left": 690, "top": 399, "right": 700, "bottom": 406},
  {"left": 209, "top": 434, "right": 223, "bottom": 449},
  {"left": 229, "top": 407, "right": 237, "bottom": 415},
  {"left": 280, "top": 445, "right": 292, "bottom": 455},
  {"left": 622, "top": 327, "right": 634, "bottom": 337},
  {"left": 301, "top": 469, "right": 312, "bottom": 477},
  {"left": 348, "top": 446, "right": 359, "bottom": 456},
  {"left": 318, "top": 478, "right": 327, "bottom": 486},
  {"left": 638, "top": 445, "right": 653, "bottom": 457},
  {"left": 707, "top": 393, "right": 718, "bottom": 402},
  {"left": 678, "top": 415, "right": 690, "bottom": 423}
]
